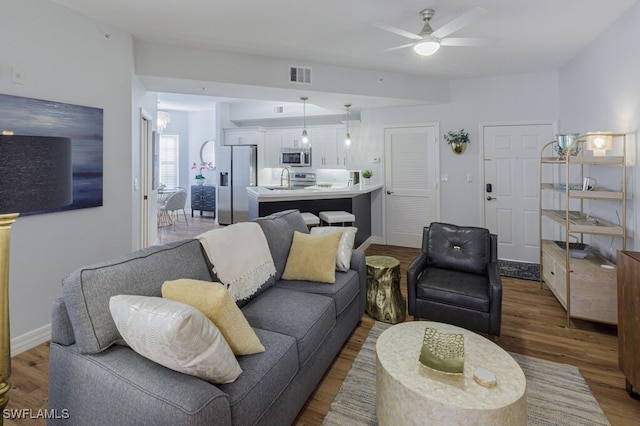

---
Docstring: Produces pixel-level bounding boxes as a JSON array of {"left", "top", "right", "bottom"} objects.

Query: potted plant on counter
[
  {"left": 362, "top": 169, "right": 372, "bottom": 185},
  {"left": 444, "top": 129, "right": 470, "bottom": 155}
]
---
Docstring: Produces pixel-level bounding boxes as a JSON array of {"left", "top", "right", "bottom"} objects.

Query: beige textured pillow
[
  {"left": 310, "top": 226, "right": 357, "bottom": 271},
  {"left": 282, "top": 231, "right": 343, "bottom": 283},
  {"left": 162, "top": 279, "right": 265, "bottom": 355},
  {"left": 109, "top": 295, "right": 242, "bottom": 384}
]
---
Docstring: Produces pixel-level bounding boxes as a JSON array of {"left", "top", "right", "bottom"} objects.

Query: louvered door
[{"left": 384, "top": 126, "right": 439, "bottom": 247}]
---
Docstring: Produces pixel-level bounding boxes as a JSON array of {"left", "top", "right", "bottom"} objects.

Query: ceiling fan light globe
[{"left": 413, "top": 39, "right": 440, "bottom": 56}]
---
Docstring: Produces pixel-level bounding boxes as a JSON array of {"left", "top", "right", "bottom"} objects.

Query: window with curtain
[{"left": 159, "top": 134, "right": 179, "bottom": 187}]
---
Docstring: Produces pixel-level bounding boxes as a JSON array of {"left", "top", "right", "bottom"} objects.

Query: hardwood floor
[{"left": 5, "top": 227, "right": 639, "bottom": 425}]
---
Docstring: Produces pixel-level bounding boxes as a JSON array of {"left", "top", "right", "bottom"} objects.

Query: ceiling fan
[{"left": 375, "top": 7, "right": 488, "bottom": 56}]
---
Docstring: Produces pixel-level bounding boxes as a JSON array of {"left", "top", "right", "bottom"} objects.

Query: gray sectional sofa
[{"left": 47, "top": 210, "right": 366, "bottom": 425}]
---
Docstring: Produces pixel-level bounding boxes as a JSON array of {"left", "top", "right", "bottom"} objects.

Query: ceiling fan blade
[
  {"left": 374, "top": 22, "right": 421, "bottom": 40},
  {"left": 431, "top": 7, "right": 487, "bottom": 39},
  {"left": 382, "top": 43, "right": 413, "bottom": 53},
  {"left": 440, "top": 38, "right": 489, "bottom": 47}
]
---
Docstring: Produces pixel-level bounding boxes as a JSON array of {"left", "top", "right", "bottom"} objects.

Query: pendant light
[
  {"left": 344, "top": 104, "right": 352, "bottom": 146},
  {"left": 300, "top": 96, "right": 309, "bottom": 144}
]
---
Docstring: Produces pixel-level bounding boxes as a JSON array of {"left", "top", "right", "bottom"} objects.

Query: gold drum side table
[{"left": 366, "top": 255, "right": 406, "bottom": 324}]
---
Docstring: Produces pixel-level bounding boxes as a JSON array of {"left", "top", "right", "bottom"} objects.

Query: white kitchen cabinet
[
  {"left": 263, "top": 130, "right": 283, "bottom": 168},
  {"left": 281, "top": 129, "right": 305, "bottom": 149},
  {"left": 312, "top": 126, "right": 349, "bottom": 169},
  {"left": 223, "top": 128, "right": 264, "bottom": 146}
]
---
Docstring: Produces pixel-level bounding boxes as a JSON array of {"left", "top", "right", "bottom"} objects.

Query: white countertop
[{"left": 247, "top": 183, "right": 383, "bottom": 202}]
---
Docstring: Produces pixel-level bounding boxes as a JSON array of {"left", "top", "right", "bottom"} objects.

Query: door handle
[
  {"left": 387, "top": 190, "right": 394, "bottom": 195},
  {"left": 486, "top": 196, "right": 496, "bottom": 201}
]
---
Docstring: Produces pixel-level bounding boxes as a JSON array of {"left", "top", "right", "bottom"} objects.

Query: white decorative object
[
  {"left": 473, "top": 367, "right": 497, "bottom": 387},
  {"left": 310, "top": 226, "right": 357, "bottom": 271},
  {"left": 109, "top": 295, "right": 242, "bottom": 384}
]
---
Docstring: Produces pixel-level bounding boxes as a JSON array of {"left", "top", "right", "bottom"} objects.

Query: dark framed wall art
[{"left": 0, "top": 93, "right": 103, "bottom": 215}]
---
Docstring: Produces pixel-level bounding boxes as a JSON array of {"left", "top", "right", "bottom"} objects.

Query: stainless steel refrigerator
[{"left": 217, "top": 145, "right": 257, "bottom": 224}]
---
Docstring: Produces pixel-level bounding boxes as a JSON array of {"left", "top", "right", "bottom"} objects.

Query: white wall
[
  {"left": 360, "top": 72, "right": 559, "bottom": 237},
  {"left": 1, "top": 0, "right": 135, "bottom": 348},
  {"left": 559, "top": 1, "right": 640, "bottom": 252}
]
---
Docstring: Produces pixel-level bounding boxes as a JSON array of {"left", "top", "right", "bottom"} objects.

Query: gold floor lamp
[{"left": 0, "top": 134, "right": 72, "bottom": 415}]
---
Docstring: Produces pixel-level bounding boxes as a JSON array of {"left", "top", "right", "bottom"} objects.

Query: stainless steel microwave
[{"left": 280, "top": 147, "right": 311, "bottom": 167}]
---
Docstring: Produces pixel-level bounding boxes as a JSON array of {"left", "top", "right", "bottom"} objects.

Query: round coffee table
[{"left": 376, "top": 321, "right": 527, "bottom": 425}]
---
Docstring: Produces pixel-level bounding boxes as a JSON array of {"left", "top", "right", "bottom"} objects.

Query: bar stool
[
  {"left": 319, "top": 211, "right": 355, "bottom": 227},
  {"left": 300, "top": 212, "right": 320, "bottom": 228}
]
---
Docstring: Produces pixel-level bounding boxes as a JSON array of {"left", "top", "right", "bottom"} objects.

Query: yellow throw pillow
[
  {"left": 281, "top": 231, "right": 343, "bottom": 283},
  {"left": 162, "top": 279, "right": 265, "bottom": 355}
]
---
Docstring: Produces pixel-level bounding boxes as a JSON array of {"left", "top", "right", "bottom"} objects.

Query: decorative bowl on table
[{"left": 419, "top": 327, "right": 465, "bottom": 375}]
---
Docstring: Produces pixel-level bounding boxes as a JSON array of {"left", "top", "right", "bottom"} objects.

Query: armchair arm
[
  {"left": 487, "top": 261, "right": 503, "bottom": 336},
  {"left": 406, "top": 252, "right": 429, "bottom": 316}
]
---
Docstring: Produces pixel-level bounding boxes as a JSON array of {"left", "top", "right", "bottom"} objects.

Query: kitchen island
[{"left": 247, "top": 184, "right": 382, "bottom": 247}]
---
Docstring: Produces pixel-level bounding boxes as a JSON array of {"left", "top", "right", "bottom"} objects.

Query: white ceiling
[{"left": 52, "top": 0, "right": 638, "bottom": 111}]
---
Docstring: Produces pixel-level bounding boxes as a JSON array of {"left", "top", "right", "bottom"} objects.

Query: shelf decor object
[
  {"left": 585, "top": 132, "right": 613, "bottom": 157},
  {"left": 418, "top": 327, "right": 465, "bottom": 374},
  {"left": 554, "top": 133, "right": 581, "bottom": 158},
  {"left": 0, "top": 134, "right": 72, "bottom": 413},
  {"left": 539, "top": 132, "right": 626, "bottom": 327}
]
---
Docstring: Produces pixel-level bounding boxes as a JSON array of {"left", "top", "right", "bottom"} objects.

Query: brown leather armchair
[{"left": 406, "top": 222, "right": 502, "bottom": 336}]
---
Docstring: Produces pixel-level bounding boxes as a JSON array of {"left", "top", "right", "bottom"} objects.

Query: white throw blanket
[{"left": 196, "top": 222, "right": 276, "bottom": 301}]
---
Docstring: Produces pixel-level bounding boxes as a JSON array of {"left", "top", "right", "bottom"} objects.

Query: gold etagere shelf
[{"left": 539, "top": 132, "right": 626, "bottom": 327}]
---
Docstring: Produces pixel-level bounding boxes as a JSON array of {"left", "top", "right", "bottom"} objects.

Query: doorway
[
  {"left": 384, "top": 125, "right": 439, "bottom": 248},
  {"left": 481, "top": 122, "right": 556, "bottom": 262},
  {"left": 140, "top": 110, "right": 157, "bottom": 248}
]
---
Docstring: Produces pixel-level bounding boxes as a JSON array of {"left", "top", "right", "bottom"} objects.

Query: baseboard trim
[
  {"left": 356, "top": 235, "right": 384, "bottom": 252},
  {"left": 11, "top": 323, "right": 51, "bottom": 357}
]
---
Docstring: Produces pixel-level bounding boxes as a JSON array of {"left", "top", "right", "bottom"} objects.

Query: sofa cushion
[
  {"left": 282, "top": 231, "right": 342, "bottom": 283},
  {"left": 276, "top": 269, "right": 359, "bottom": 316},
  {"left": 63, "top": 239, "right": 214, "bottom": 354},
  {"left": 252, "top": 209, "right": 309, "bottom": 283},
  {"left": 217, "top": 328, "right": 298, "bottom": 426},
  {"left": 161, "top": 279, "right": 265, "bottom": 355},
  {"left": 109, "top": 295, "right": 242, "bottom": 384},
  {"left": 427, "top": 222, "right": 490, "bottom": 275},
  {"left": 310, "top": 226, "right": 357, "bottom": 272},
  {"left": 241, "top": 287, "right": 336, "bottom": 366},
  {"left": 417, "top": 267, "right": 491, "bottom": 312}
]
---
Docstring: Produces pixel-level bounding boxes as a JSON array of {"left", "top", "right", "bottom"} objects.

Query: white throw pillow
[
  {"left": 109, "top": 295, "right": 242, "bottom": 384},
  {"left": 310, "top": 226, "right": 357, "bottom": 272}
]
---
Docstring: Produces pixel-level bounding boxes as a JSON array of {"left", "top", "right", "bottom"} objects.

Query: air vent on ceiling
[
  {"left": 273, "top": 106, "right": 285, "bottom": 114},
  {"left": 289, "top": 66, "right": 312, "bottom": 84}
]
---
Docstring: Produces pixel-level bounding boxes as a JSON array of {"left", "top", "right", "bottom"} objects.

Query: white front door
[
  {"left": 384, "top": 125, "right": 439, "bottom": 248},
  {"left": 483, "top": 123, "right": 555, "bottom": 262}
]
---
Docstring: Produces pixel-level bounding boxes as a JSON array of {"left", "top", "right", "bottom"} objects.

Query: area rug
[
  {"left": 499, "top": 259, "right": 540, "bottom": 281},
  {"left": 323, "top": 322, "right": 609, "bottom": 426}
]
